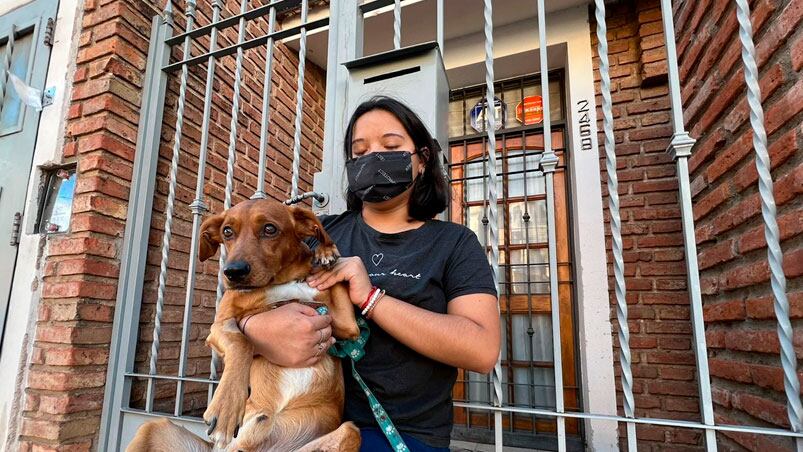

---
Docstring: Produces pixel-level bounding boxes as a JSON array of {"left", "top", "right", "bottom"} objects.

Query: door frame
[{"left": 0, "top": 0, "right": 58, "bottom": 354}]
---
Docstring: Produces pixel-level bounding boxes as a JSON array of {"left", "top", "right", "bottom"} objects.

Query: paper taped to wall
[{"left": 6, "top": 71, "right": 43, "bottom": 111}]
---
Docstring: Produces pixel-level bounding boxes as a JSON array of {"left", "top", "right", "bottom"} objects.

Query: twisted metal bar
[
  {"left": 0, "top": 25, "right": 16, "bottom": 118},
  {"left": 146, "top": 0, "right": 196, "bottom": 413},
  {"left": 535, "top": 1, "right": 565, "bottom": 449},
  {"left": 594, "top": 1, "right": 636, "bottom": 449},
  {"left": 290, "top": 0, "right": 309, "bottom": 198},
  {"left": 393, "top": 0, "right": 401, "bottom": 49},
  {"left": 481, "top": 1, "right": 503, "bottom": 450},
  {"left": 252, "top": 5, "right": 277, "bottom": 200},
  {"left": 735, "top": 0, "right": 803, "bottom": 438},
  {"left": 209, "top": 0, "right": 250, "bottom": 402},
  {"left": 659, "top": 0, "right": 717, "bottom": 448},
  {"left": 175, "top": 0, "right": 223, "bottom": 416}
]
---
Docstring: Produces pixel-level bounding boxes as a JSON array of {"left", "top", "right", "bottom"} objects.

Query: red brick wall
[
  {"left": 18, "top": 0, "right": 326, "bottom": 449},
  {"left": 592, "top": 1, "right": 706, "bottom": 449},
  {"left": 676, "top": 0, "right": 803, "bottom": 449}
]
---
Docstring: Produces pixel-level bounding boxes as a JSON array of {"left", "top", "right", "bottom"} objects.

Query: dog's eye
[
  {"left": 263, "top": 224, "right": 278, "bottom": 236},
  {"left": 222, "top": 226, "right": 234, "bottom": 238}
]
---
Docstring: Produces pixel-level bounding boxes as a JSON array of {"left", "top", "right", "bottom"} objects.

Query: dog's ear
[
  {"left": 288, "top": 206, "right": 331, "bottom": 246},
  {"left": 199, "top": 214, "right": 224, "bottom": 261}
]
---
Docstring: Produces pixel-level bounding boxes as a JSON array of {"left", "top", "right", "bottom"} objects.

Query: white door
[{"left": 0, "top": 0, "right": 57, "bottom": 350}]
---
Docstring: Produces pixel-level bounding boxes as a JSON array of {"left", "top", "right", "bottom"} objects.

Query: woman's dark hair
[{"left": 344, "top": 96, "right": 449, "bottom": 221}]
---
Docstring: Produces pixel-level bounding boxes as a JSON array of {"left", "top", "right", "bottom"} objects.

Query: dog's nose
[{"left": 223, "top": 261, "right": 251, "bottom": 281}]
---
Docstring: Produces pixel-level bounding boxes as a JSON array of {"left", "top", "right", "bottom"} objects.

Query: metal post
[
  {"left": 734, "top": 1, "right": 803, "bottom": 449},
  {"left": 659, "top": 0, "right": 717, "bottom": 449},
  {"left": 98, "top": 6, "right": 173, "bottom": 449},
  {"left": 252, "top": 4, "right": 277, "bottom": 200},
  {"left": 316, "top": 0, "right": 362, "bottom": 214},
  {"left": 481, "top": 1, "right": 504, "bottom": 450},
  {"left": 535, "top": 1, "right": 565, "bottom": 450},
  {"left": 594, "top": 1, "right": 636, "bottom": 450},
  {"left": 175, "top": 0, "right": 223, "bottom": 417},
  {"left": 147, "top": 0, "right": 196, "bottom": 413},
  {"left": 290, "top": 0, "right": 309, "bottom": 198}
]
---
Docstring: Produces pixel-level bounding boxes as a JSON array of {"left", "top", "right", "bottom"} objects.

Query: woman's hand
[
  {"left": 239, "top": 303, "right": 335, "bottom": 367},
  {"left": 307, "top": 256, "right": 373, "bottom": 307}
]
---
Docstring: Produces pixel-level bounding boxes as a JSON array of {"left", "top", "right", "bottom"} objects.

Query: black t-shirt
[{"left": 317, "top": 211, "right": 497, "bottom": 448}]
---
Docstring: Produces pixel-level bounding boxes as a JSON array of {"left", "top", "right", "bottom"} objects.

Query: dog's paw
[
  {"left": 203, "top": 382, "right": 248, "bottom": 449},
  {"left": 313, "top": 244, "right": 340, "bottom": 269}
]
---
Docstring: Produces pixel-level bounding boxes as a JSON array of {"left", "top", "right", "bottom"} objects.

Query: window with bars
[{"left": 447, "top": 72, "right": 582, "bottom": 448}]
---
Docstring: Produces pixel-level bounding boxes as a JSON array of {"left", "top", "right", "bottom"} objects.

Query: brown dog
[{"left": 127, "top": 199, "right": 361, "bottom": 452}]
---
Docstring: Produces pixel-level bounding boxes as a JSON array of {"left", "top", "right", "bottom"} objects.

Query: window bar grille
[
  {"left": 290, "top": 0, "right": 309, "bottom": 198},
  {"left": 0, "top": 24, "right": 16, "bottom": 118},
  {"left": 147, "top": 0, "right": 197, "bottom": 413},
  {"left": 252, "top": 4, "right": 277, "bottom": 200},
  {"left": 521, "top": 124, "right": 538, "bottom": 435},
  {"left": 734, "top": 0, "right": 803, "bottom": 449},
  {"left": 393, "top": 0, "right": 401, "bottom": 50},
  {"left": 209, "top": 0, "right": 251, "bottom": 405},
  {"left": 175, "top": 0, "right": 223, "bottom": 417},
  {"left": 481, "top": 1, "right": 504, "bottom": 449},
  {"left": 592, "top": 1, "right": 636, "bottom": 450},
  {"left": 659, "top": 0, "right": 717, "bottom": 449},
  {"left": 534, "top": 0, "right": 565, "bottom": 450}
]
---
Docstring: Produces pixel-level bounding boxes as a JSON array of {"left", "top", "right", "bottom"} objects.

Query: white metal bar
[
  {"left": 252, "top": 5, "right": 277, "bottom": 200},
  {"left": 535, "top": 0, "right": 565, "bottom": 450},
  {"left": 659, "top": 1, "right": 718, "bottom": 449},
  {"left": 0, "top": 25, "right": 16, "bottom": 118},
  {"left": 146, "top": 0, "right": 196, "bottom": 413},
  {"left": 593, "top": 1, "right": 636, "bottom": 450},
  {"left": 454, "top": 402, "right": 803, "bottom": 438},
  {"left": 436, "top": 0, "right": 443, "bottom": 52},
  {"left": 481, "top": 1, "right": 503, "bottom": 450},
  {"left": 290, "top": 0, "right": 309, "bottom": 198},
  {"left": 175, "top": 0, "right": 223, "bottom": 417},
  {"left": 734, "top": 1, "right": 803, "bottom": 449},
  {"left": 98, "top": 9, "right": 173, "bottom": 450},
  {"left": 393, "top": 0, "right": 401, "bottom": 49},
  {"left": 208, "top": 0, "right": 250, "bottom": 405}
]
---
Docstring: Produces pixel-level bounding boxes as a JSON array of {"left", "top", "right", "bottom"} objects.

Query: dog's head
[{"left": 199, "top": 199, "right": 327, "bottom": 289}]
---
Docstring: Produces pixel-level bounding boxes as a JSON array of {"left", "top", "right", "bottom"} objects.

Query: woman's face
[{"left": 350, "top": 109, "right": 425, "bottom": 176}]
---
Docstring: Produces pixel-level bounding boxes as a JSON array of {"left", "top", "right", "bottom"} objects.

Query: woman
[{"left": 240, "top": 96, "right": 500, "bottom": 451}]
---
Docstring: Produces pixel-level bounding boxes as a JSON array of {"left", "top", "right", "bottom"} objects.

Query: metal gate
[{"left": 98, "top": 0, "right": 803, "bottom": 451}]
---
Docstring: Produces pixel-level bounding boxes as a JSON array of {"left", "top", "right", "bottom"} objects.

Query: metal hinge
[
  {"left": 10, "top": 212, "right": 22, "bottom": 246},
  {"left": 43, "top": 17, "right": 55, "bottom": 47}
]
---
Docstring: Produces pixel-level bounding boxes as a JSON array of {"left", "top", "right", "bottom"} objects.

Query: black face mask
[{"left": 346, "top": 151, "right": 417, "bottom": 203}]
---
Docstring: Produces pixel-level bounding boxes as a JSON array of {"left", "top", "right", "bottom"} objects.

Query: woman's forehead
[{"left": 353, "top": 110, "right": 408, "bottom": 137}]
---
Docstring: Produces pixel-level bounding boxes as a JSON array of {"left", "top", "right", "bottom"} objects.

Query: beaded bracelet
[
  {"left": 361, "top": 288, "right": 385, "bottom": 317},
  {"left": 360, "top": 287, "right": 379, "bottom": 311},
  {"left": 364, "top": 290, "right": 386, "bottom": 319}
]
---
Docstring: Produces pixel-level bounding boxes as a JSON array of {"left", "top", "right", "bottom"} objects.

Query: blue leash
[{"left": 316, "top": 306, "right": 410, "bottom": 452}]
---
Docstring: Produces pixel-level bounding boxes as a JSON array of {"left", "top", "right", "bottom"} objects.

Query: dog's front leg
[{"left": 204, "top": 317, "right": 252, "bottom": 449}]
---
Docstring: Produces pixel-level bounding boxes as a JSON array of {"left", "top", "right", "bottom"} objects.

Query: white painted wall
[{"left": 0, "top": 0, "right": 83, "bottom": 450}]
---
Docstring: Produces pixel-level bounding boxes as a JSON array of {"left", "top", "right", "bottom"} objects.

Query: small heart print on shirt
[{"left": 371, "top": 253, "right": 384, "bottom": 266}]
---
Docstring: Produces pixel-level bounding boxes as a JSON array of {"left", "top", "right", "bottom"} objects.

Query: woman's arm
[{"left": 307, "top": 257, "right": 501, "bottom": 373}]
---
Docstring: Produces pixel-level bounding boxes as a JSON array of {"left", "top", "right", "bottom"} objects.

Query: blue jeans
[{"left": 359, "top": 427, "right": 450, "bottom": 452}]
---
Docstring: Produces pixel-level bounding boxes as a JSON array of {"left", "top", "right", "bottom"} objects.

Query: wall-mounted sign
[
  {"left": 515, "top": 95, "right": 543, "bottom": 125},
  {"left": 470, "top": 97, "right": 505, "bottom": 133}
]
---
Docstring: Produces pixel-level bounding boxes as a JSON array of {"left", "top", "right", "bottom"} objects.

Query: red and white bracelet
[{"left": 360, "top": 286, "right": 386, "bottom": 318}]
